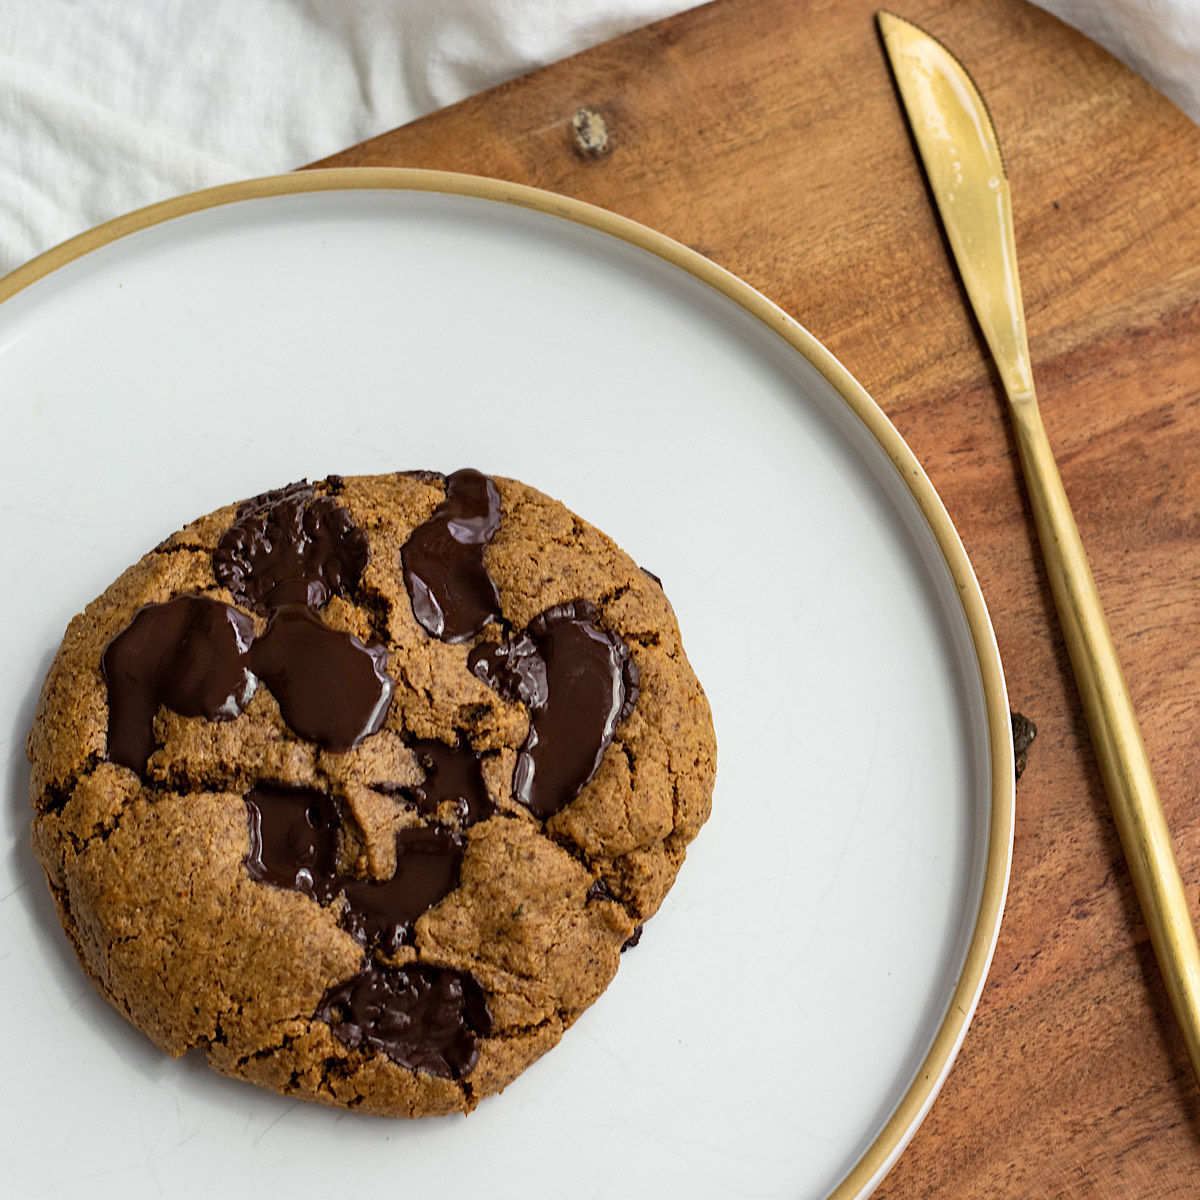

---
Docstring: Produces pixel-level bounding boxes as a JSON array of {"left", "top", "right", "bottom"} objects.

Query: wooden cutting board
[{"left": 314, "top": 0, "right": 1200, "bottom": 1194}]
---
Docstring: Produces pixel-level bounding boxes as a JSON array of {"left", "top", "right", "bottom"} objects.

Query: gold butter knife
[{"left": 878, "top": 10, "right": 1200, "bottom": 1085}]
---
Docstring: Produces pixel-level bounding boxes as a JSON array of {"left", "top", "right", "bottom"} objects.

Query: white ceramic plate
[{"left": 0, "top": 171, "right": 1012, "bottom": 1200}]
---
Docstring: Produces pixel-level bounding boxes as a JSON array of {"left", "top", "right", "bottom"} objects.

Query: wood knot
[
  {"left": 572, "top": 107, "right": 611, "bottom": 157},
  {"left": 1011, "top": 711, "right": 1037, "bottom": 780}
]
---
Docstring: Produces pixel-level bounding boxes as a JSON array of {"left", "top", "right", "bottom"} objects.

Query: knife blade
[{"left": 878, "top": 10, "right": 1200, "bottom": 1087}]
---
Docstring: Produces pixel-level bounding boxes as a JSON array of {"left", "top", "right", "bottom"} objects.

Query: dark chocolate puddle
[
  {"left": 102, "top": 596, "right": 257, "bottom": 773},
  {"left": 214, "top": 480, "right": 368, "bottom": 614},
  {"left": 102, "top": 597, "right": 393, "bottom": 772},
  {"left": 316, "top": 961, "right": 492, "bottom": 1080},
  {"left": 470, "top": 600, "right": 639, "bottom": 819},
  {"left": 401, "top": 468, "right": 502, "bottom": 642},
  {"left": 247, "top": 605, "right": 392, "bottom": 752}
]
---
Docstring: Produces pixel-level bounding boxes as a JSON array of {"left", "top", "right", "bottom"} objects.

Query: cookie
[{"left": 28, "top": 470, "right": 716, "bottom": 1117}]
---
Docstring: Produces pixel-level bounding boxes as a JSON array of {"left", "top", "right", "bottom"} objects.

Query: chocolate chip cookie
[{"left": 28, "top": 470, "right": 716, "bottom": 1117}]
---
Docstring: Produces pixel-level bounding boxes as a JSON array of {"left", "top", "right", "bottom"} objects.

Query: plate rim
[{"left": 0, "top": 166, "right": 1015, "bottom": 1200}]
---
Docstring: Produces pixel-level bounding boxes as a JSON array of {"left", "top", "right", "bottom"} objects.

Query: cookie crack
[
  {"left": 54, "top": 817, "right": 114, "bottom": 857},
  {"left": 151, "top": 541, "right": 211, "bottom": 556},
  {"left": 233, "top": 1031, "right": 294, "bottom": 1069},
  {"left": 617, "top": 739, "right": 636, "bottom": 783},
  {"left": 395, "top": 661, "right": 431, "bottom": 706},
  {"left": 670, "top": 773, "right": 683, "bottom": 835},
  {"left": 597, "top": 584, "right": 631, "bottom": 607},
  {"left": 354, "top": 578, "right": 393, "bottom": 646},
  {"left": 540, "top": 826, "right": 638, "bottom": 926},
  {"left": 623, "top": 629, "right": 664, "bottom": 649},
  {"left": 35, "top": 752, "right": 103, "bottom": 816},
  {"left": 450, "top": 711, "right": 493, "bottom": 740}
]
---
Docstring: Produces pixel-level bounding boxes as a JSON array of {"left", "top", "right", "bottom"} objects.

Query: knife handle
[{"left": 1010, "top": 393, "right": 1200, "bottom": 1077}]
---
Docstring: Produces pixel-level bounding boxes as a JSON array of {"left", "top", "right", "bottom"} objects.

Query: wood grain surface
[{"left": 313, "top": 1, "right": 1200, "bottom": 1194}]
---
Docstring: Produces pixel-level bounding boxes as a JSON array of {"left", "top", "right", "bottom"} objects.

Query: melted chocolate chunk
[
  {"left": 589, "top": 877, "right": 640, "bottom": 949},
  {"left": 408, "top": 737, "right": 496, "bottom": 827},
  {"left": 401, "top": 468, "right": 502, "bottom": 642},
  {"left": 244, "top": 786, "right": 461, "bottom": 952},
  {"left": 470, "top": 600, "right": 639, "bottom": 819},
  {"left": 244, "top": 784, "right": 341, "bottom": 895},
  {"left": 102, "top": 596, "right": 256, "bottom": 773},
  {"left": 467, "top": 631, "right": 547, "bottom": 710},
  {"left": 214, "top": 481, "right": 368, "bottom": 614},
  {"left": 247, "top": 605, "right": 393, "bottom": 752},
  {"left": 339, "top": 826, "right": 464, "bottom": 954},
  {"left": 587, "top": 878, "right": 617, "bottom": 903},
  {"left": 317, "top": 962, "right": 492, "bottom": 1080}
]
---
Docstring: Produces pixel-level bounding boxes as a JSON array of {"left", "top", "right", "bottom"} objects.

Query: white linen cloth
[{"left": 0, "top": 0, "right": 1197, "bottom": 279}]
